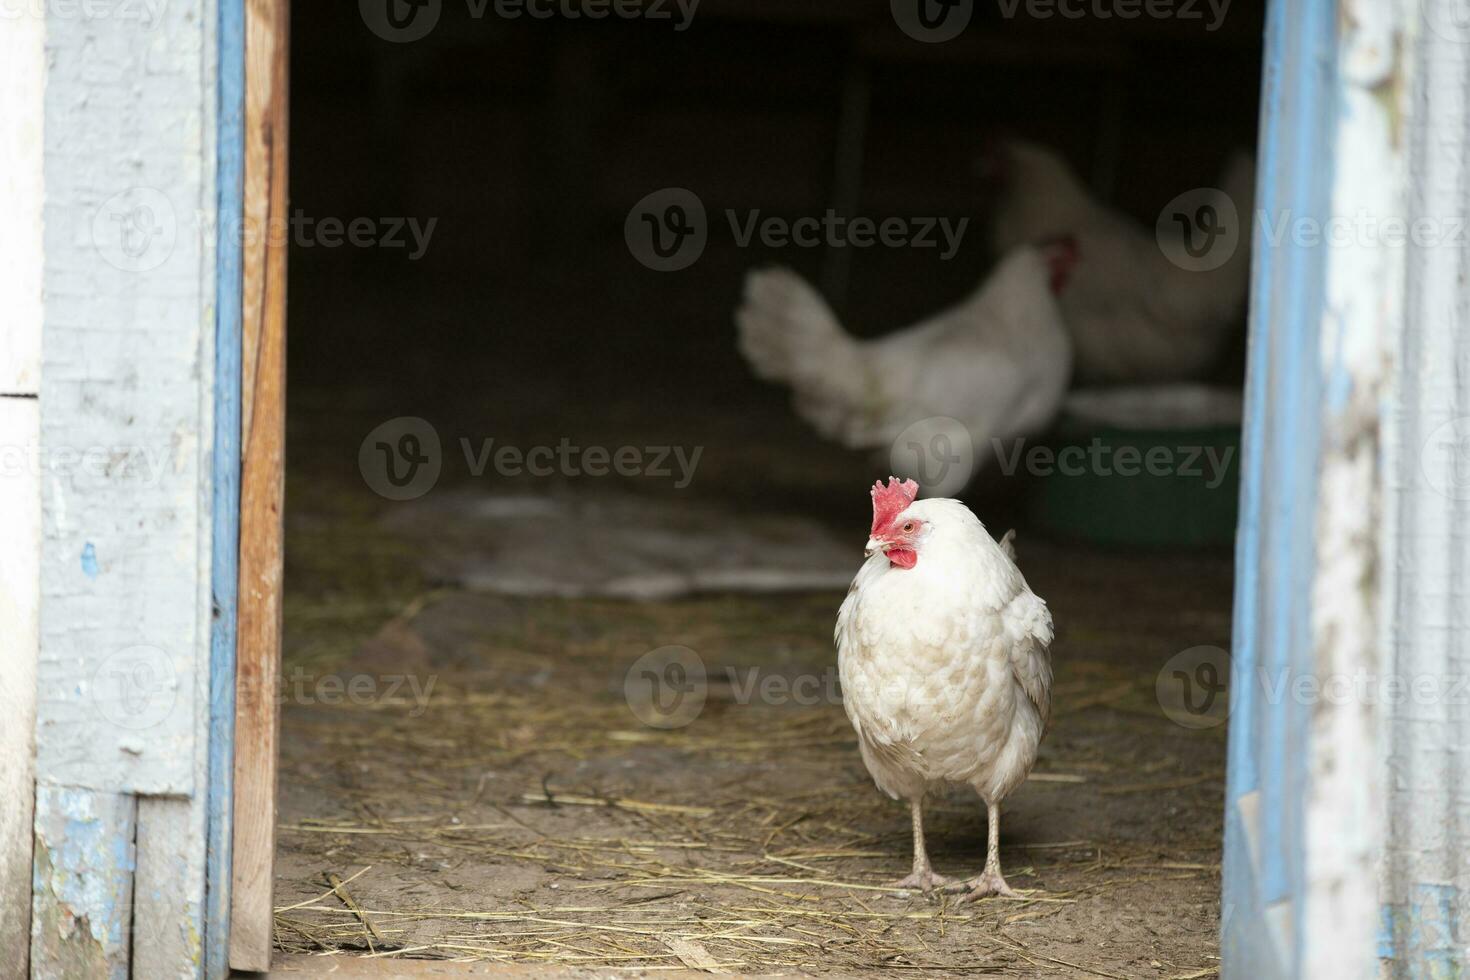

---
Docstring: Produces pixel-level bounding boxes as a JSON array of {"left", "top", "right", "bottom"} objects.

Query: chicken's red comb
[
  {"left": 1040, "top": 234, "right": 1080, "bottom": 295},
  {"left": 870, "top": 477, "right": 919, "bottom": 536}
]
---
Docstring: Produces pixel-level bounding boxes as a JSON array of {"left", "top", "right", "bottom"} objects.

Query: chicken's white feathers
[
  {"left": 990, "top": 139, "right": 1255, "bottom": 384},
  {"left": 836, "top": 498, "right": 1053, "bottom": 805},
  {"left": 737, "top": 247, "right": 1073, "bottom": 459}
]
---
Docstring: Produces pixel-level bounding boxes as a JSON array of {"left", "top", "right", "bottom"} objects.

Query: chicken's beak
[{"left": 864, "top": 537, "right": 886, "bottom": 558}]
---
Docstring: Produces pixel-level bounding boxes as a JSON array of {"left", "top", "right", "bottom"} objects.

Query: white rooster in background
[
  {"left": 838, "top": 477, "right": 1053, "bottom": 899},
  {"left": 986, "top": 138, "right": 1256, "bottom": 384},
  {"left": 736, "top": 244, "right": 1076, "bottom": 464}
]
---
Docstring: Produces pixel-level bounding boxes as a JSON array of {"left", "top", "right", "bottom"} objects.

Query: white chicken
[
  {"left": 736, "top": 245, "right": 1076, "bottom": 464},
  {"left": 986, "top": 139, "right": 1255, "bottom": 384},
  {"left": 837, "top": 477, "right": 1053, "bottom": 900}
]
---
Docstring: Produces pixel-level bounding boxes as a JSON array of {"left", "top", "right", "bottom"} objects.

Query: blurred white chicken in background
[
  {"left": 736, "top": 244, "right": 1076, "bottom": 466},
  {"left": 837, "top": 477, "right": 1053, "bottom": 899},
  {"left": 986, "top": 139, "right": 1256, "bottom": 384}
]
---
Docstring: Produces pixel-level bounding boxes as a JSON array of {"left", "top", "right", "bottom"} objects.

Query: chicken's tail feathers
[
  {"left": 736, "top": 267, "right": 874, "bottom": 446},
  {"left": 998, "top": 528, "right": 1017, "bottom": 561},
  {"left": 737, "top": 267, "right": 849, "bottom": 382}
]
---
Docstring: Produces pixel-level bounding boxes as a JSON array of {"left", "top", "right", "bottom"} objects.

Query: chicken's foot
[
  {"left": 948, "top": 800, "right": 1025, "bottom": 902},
  {"left": 891, "top": 798, "right": 950, "bottom": 894}
]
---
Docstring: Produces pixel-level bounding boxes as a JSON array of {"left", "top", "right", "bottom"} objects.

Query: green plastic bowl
[{"left": 1025, "top": 386, "right": 1243, "bottom": 549}]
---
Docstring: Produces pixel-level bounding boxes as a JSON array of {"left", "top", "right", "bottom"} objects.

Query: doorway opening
[{"left": 269, "top": 5, "right": 1262, "bottom": 973}]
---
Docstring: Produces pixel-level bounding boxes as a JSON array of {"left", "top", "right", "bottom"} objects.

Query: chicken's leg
[
  {"left": 892, "top": 798, "right": 950, "bottom": 893},
  {"left": 950, "top": 801, "right": 1021, "bottom": 901}
]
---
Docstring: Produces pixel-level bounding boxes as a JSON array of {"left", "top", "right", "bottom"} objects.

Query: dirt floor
[{"left": 268, "top": 396, "right": 1233, "bottom": 979}]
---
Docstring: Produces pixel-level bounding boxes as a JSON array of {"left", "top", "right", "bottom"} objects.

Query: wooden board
[
  {"left": 32, "top": 6, "right": 220, "bottom": 977},
  {"left": 0, "top": 11, "right": 44, "bottom": 974},
  {"left": 34, "top": 8, "right": 213, "bottom": 799},
  {"left": 134, "top": 796, "right": 210, "bottom": 976},
  {"left": 0, "top": 398, "right": 39, "bottom": 977},
  {"left": 230, "top": 0, "right": 291, "bottom": 969},
  {"left": 206, "top": 0, "right": 248, "bottom": 975},
  {"left": 31, "top": 788, "right": 137, "bottom": 978}
]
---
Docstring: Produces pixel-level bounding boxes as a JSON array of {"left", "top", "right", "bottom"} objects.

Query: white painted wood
[
  {"left": 1302, "top": 0, "right": 1410, "bottom": 975},
  {"left": 1376, "top": 0, "right": 1470, "bottom": 972},
  {"left": 0, "top": 399, "right": 40, "bottom": 979},
  {"left": 129, "top": 0, "right": 220, "bottom": 968},
  {"left": 0, "top": 12, "right": 45, "bottom": 976},
  {"left": 32, "top": 2, "right": 222, "bottom": 976},
  {"left": 0, "top": 10, "right": 44, "bottom": 395},
  {"left": 35, "top": 0, "right": 215, "bottom": 797},
  {"left": 135, "top": 797, "right": 210, "bottom": 977}
]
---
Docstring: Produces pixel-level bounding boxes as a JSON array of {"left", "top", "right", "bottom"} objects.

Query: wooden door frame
[
  {"left": 229, "top": 0, "right": 292, "bottom": 971},
  {"left": 119, "top": 0, "right": 1456, "bottom": 974}
]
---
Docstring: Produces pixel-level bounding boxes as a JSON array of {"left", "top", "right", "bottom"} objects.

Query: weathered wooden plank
[
  {"left": 30, "top": 787, "right": 137, "bottom": 979},
  {"left": 206, "top": 0, "right": 249, "bottom": 973},
  {"left": 1377, "top": 1, "right": 1470, "bottom": 974},
  {"left": 0, "top": 398, "right": 40, "bottom": 979},
  {"left": 230, "top": 0, "right": 291, "bottom": 969},
  {"left": 130, "top": 0, "right": 224, "bottom": 970},
  {"left": 1300, "top": 3, "right": 1405, "bottom": 975},
  {"left": 134, "top": 796, "right": 209, "bottom": 978},
  {"left": 1221, "top": 0, "right": 1333, "bottom": 974},
  {"left": 35, "top": 5, "right": 221, "bottom": 978},
  {"left": 0, "top": 12, "right": 45, "bottom": 974},
  {"left": 35, "top": 0, "right": 213, "bottom": 798}
]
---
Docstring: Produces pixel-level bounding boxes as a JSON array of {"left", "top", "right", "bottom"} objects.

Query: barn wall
[
  {"left": 1225, "top": 0, "right": 1470, "bottom": 977},
  {"left": 0, "top": 10, "right": 45, "bottom": 973},
  {"left": 1377, "top": 0, "right": 1470, "bottom": 970},
  {"left": 30, "top": 2, "right": 223, "bottom": 976},
  {"left": 1303, "top": 0, "right": 1406, "bottom": 972}
]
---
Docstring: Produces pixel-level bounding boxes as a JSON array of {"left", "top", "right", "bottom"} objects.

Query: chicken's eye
[{"left": 902, "top": 521, "right": 915, "bottom": 533}]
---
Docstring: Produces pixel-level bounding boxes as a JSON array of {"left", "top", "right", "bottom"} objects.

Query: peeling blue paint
[
  {"left": 32, "top": 787, "right": 136, "bottom": 975},
  {"left": 80, "top": 542, "right": 98, "bottom": 579},
  {"left": 1380, "top": 886, "right": 1462, "bottom": 979},
  {"left": 1379, "top": 903, "right": 1398, "bottom": 960}
]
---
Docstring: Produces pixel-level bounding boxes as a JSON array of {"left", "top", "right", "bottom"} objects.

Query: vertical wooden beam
[
  {"left": 133, "top": 0, "right": 222, "bottom": 968},
  {"left": 230, "top": 0, "right": 291, "bottom": 969},
  {"left": 1226, "top": 0, "right": 1416, "bottom": 978},
  {"left": 206, "top": 0, "right": 248, "bottom": 974},
  {"left": 0, "top": 9, "right": 44, "bottom": 975},
  {"left": 1378, "top": 0, "right": 1470, "bottom": 974},
  {"left": 32, "top": 4, "right": 220, "bottom": 976},
  {"left": 1301, "top": 0, "right": 1406, "bottom": 974},
  {"left": 0, "top": 397, "right": 39, "bottom": 979},
  {"left": 134, "top": 796, "right": 210, "bottom": 976},
  {"left": 1222, "top": 0, "right": 1334, "bottom": 975}
]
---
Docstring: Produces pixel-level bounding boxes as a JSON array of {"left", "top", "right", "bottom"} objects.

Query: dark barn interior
[{"left": 275, "top": 2, "right": 1262, "bottom": 974}]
